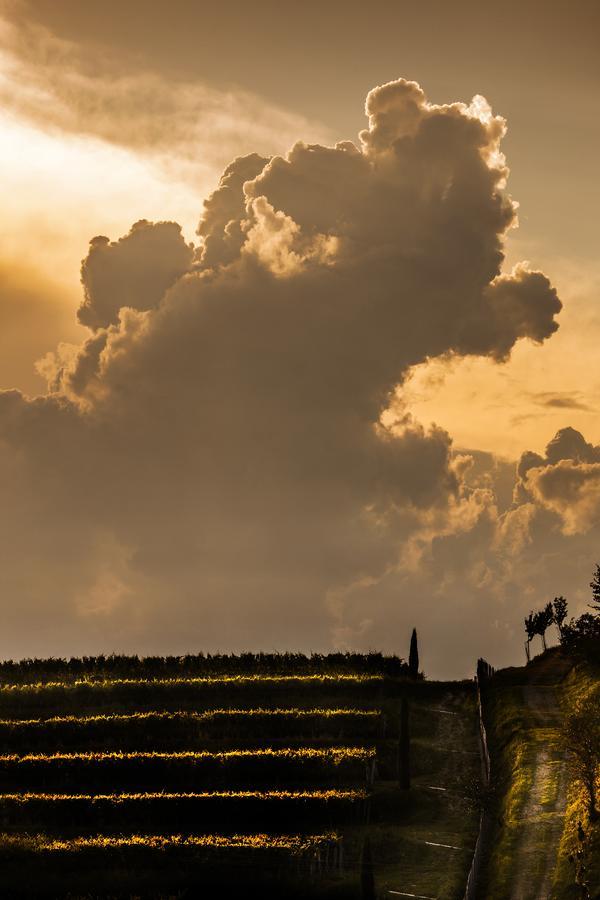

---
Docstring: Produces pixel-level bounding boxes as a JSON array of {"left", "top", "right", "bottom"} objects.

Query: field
[{"left": 0, "top": 652, "right": 481, "bottom": 898}]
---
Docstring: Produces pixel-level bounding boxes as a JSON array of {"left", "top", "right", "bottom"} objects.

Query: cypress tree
[
  {"left": 398, "top": 695, "right": 410, "bottom": 789},
  {"left": 409, "top": 627, "right": 419, "bottom": 678},
  {"left": 360, "top": 835, "right": 376, "bottom": 900}
]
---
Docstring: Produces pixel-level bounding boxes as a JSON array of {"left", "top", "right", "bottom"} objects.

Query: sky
[{"left": 0, "top": 0, "right": 599, "bottom": 677}]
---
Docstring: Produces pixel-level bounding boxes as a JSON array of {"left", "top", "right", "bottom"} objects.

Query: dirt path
[{"left": 509, "top": 657, "right": 571, "bottom": 900}]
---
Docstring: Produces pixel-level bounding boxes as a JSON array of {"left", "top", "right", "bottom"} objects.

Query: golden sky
[
  {"left": 2, "top": 0, "right": 599, "bottom": 453},
  {"left": 1, "top": 0, "right": 599, "bottom": 675}
]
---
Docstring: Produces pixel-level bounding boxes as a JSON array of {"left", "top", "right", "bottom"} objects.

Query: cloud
[
  {"left": 0, "top": 5, "right": 333, "bottom": 396},
  {"left": 196, "top": 155, "right": 270, "bottom": 269},
  {"left": 532, "top": 392, "right": 594, "bottom": 412},
  {"left": 0, "top": 77, "right": 563, "bottom": 675},
  {"left": 78, "top": 221, "right": 195, "bottom": 330},
  {"left": 514, "top": 427, "right": 600, "bottom": 534},
  {"left": 0, "top": 9, "right": 332, "bottom": 182},
  {"left": 526, "top": 461, "right": 600, "bottom": 535}
]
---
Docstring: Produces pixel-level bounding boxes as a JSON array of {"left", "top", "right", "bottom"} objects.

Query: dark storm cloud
[{"left": 0, "top": 79, "right": 564, "bottom": 674}]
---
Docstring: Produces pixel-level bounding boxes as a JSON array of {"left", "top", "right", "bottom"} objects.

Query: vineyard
[{"left": 0, "top": 653, "right": 481, "bottom": 897}]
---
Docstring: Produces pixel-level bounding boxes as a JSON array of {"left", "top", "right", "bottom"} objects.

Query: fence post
[
  {"left": 398, "top": 695, "right": 410, "bottom": 790},
  {"left": 464, "top": 660, "right": 493, "bottom": 900},
  {"left": 360, "top": 835, "right": 376, "bottom": 900},
  {"left": 365, "top": 757, "right": 376, "bottom": 790}
]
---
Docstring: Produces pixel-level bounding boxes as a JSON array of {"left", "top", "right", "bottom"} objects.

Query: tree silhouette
[
  {"left": 524, "top": 612, "right": 537, "bottom": 662},
  {"left": 589, "top": 564, "right": 600, "bottom": 614},
  {"left": 553, "top": 596, "right": 568, "bottom": 637},
  {"left": 408, "top": 628, "right": 419, "bottom": 678},
  {"left": 543, "top": 602, "right": 555, "bottom": 648},
  {"left": 560, "top": 613, "right": 600, "bottom": 663},
  {"left": 533, "top": 603, "right": 554, "bottom": 651}
]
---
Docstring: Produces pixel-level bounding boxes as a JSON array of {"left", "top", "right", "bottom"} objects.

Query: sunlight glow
[{"left": 0, "top": 110, "right": 201, "bottom": 283}]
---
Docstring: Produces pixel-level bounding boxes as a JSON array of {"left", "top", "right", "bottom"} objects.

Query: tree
[
  {"left": 531, "top": 611, "right": 543, "bottom": 651},
  {"left": 524, "top": 612, "right": 537, "bottom": 662},
  {"left": 534, "top": 603, "right": 554, "bottom": 651},
  {"left": 543, "top": 601, "right": 555, "bottom": 646},
  {"left": 408, "top": 628, "right": 419, "bottom": 678},
  {"left": 589, "top": 564, "right": 600, "bottom": 614},
  {"left": 560, "top": 613, "right": 600, "bottom": 663},
  {"left": 398, "top": 695, "right": 410, "bottom": 789},
  {"left": 360, "top": 835, "right": 376, "bottom": 900},
  {"left": 553, "top": 596, "right": 568, "bottom": 638},
  {"left": 562, "top": 687, "right": 600, "bottom": 821}
]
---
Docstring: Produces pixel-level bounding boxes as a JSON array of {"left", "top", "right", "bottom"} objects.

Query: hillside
[
  {"left": 0, "top": 652, "right": 481, "bottom": 898},
  {"left": 479, "top": 647, "right": 600, "bottom": 900}
]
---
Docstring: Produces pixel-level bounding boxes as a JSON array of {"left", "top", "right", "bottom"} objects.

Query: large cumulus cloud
[
  {"left": 515, "top": 427, "right": 600, "bottom": 534},
  {"left": 78, "top": 221, "right": 194, "bottom": 330},
  {"left": 0, "top": 79, "right": 564, "bottom": 674}
]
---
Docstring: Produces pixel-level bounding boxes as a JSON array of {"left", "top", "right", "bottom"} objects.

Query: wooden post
[
  {"left": 360, "top": 835, "right": 376, "bottom": 900},
  {"left": 398, "top": 695, "right": 410, "bottom": 789}
]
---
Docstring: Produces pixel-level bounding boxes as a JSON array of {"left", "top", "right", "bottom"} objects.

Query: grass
[
  {"left": 342, "top": 689, "right": 480, "bottom": 900},
  {"left": 0, "top": 746, "right": 376, "bottom": 792},
  {"left": 0, "top": 707, "right": 383, "bottom": 753},
  {"left": 480, "top": 649, "right": 599, "bottom": 900},
  {"left": 552, "top": 660, "right": 600, "bottom": 899},
  {"left": 0, "top": 673, "right": 385, "bottom": 692},
  {"left": 0, "top": 789, "right": 370, "bottom": 835},
  {"left": 361, "top": 822, "right": 477, "bottom": 899},
  {"left": 0, "top": 678, "right": 389, "bottom": 719},
  {"left": 0, "top": 831, "right": 340, "bottom": 851},
  {"left": 0, "top": 706, "right": 381, "bottom": 724},
  {"left": 0, "top": 788, "right": 368, "bottom": 800},
  {"left": 0, "top": 829, "right": 345, "bottom": 899},
  {"left": 334, "top": 776, "right": 480, "bottom": 899},
  {"left": 0, "top": 745, "right": 376, "bottom": 762}
]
